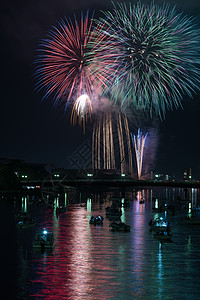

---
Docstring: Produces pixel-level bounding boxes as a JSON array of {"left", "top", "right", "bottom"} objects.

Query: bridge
[{"left": 21, "top": 178, "right": 200, "bottom": 190}]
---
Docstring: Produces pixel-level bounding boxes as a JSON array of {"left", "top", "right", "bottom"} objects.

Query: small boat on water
[
  {"left": 89, "top": 215, "right": 103, "bottom": 225},
  {"left": 17, "top": 218, "right": 36, "bottom": 229},
  {"left": 149, "top": 217, "right": 171, "bottom": 233},
  {"left": 33, "top": 229, "right": 54, "bottom": 250},
  {"left": 154, "top": 231, "right": 172, "bottom": 242},
  {"left": 16, "top": 213, "right": 36, "bottom": 229},
  {"left": 110, "top": 222, "right": 130, "bottom": 232}
]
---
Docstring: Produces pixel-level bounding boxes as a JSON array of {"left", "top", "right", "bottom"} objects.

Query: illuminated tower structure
[{"left": 184, "top": 168, "right": 192, "bottom": 181}]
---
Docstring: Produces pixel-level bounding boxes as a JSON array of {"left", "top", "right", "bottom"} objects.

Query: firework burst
[
  {"left": 34, "top": 11, "right": 110, "bottom": 110},
  {"left": 131, "top": 129, "right": 148, "bottom": 180},
  {"left": 71, "top": 94, "right": 92, "bottom": 133},
  {"left": 97, "top": 2, "right": 200, "bottom": 117}
]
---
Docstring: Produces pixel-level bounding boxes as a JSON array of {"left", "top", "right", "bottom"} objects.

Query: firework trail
[
  {"left": 117, "top": 113, "right": 126, "bottom": 173},
  {"left": 70, "top": 94, "right": 92, "bottom": 133},
  {"left": 92, "top": 111, "right": 133, "bottom": 175},
  {"left": 34, "top": 11, "right": 111, "bottom": 112},
  {"left": 96, "top": 2, "right": 200, "bottom": 117},
  {"left": 92, "top": 112, "right": 116, "bottom": 170},
  {"left": 131, "top": 129, "right": 148, "bottom": 180}
]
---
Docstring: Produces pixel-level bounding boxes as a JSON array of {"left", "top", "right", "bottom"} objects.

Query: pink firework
[{"left": 34, "top": 11, "right": 110, "bottom": 109}]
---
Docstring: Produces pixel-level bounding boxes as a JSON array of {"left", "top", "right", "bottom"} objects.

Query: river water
[{"left": 1, "top": 186, "right": 200, "bottom": 299}]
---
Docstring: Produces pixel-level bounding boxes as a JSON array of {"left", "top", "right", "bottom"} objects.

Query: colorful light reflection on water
[{"left": 3, "top": 187, "right": 200, "bottom": 299}]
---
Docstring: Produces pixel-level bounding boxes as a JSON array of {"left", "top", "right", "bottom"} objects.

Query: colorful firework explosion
[
  {"left": 34, "top": 11, "right": 110, "bottom": 110},
  {"left": 97, "top": 2, "right": 200, "bottom": 117}
]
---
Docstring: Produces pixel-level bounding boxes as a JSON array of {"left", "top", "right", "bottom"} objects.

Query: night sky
[{"left": 1, "top": 0, "right": 200, "bottom": 179}]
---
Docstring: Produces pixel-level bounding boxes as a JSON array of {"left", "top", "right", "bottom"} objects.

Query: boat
[
  {"left": 154, "top": 231, "right": 172, "bottom": 242},
  {"left": 16, "top": 213, "right": 36, "bottom": 229},
  {"left": 89, "top": 215, "right": 103, "bottom": 225},
  {"left": 109, "top": 222, "right": 130, "bottom": 232},
  {"left": 139, "top": 198, "right": 145, "bottom": 204},
  {"left": 148, "top": 217, "right": 171, "bottom": 233},
  {"left": 16, "top": 218, "right": 36, "bottom": 229},
  {"left": 33, "top": 229, "right": 54, "bottom": 250}
]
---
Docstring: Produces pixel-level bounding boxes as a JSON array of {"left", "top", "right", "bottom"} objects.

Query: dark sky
[{"left": 1, "top": 0, "right": 200, "bottom": 179}]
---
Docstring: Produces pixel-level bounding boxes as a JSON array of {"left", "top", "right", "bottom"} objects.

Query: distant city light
[
  {"left": 26, "top": 186, "right": 35, "bottom": 189},
  {"left": 87, "top": 173, "right": 93, "bottom": 177},
  {"left": 121, "top": 174, "right": 126, "bottom": 177}
]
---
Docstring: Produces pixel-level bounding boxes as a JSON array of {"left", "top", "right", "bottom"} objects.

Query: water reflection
[
  {"left": 131, "top": 199, "right": 146, "bottom": 295},
  {"left": 21, "top": 196, "right": 27, "bottom": 213},
  {"left": 121, "top": 198, "right": 125, "bottom": 223},
  {"left": 157, "top": 242, "right": 163, "bottom": 298},
  {"left": 4, "top": 187, "right": 200, "bottom": 298},
  {"left": 87, "top": 197, "right": 92, "bottom": 212}
]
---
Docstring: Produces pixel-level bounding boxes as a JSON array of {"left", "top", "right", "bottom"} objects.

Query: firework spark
[
  {"left": 71, "top": 94, "right": 92, "bottom": 133},
  {"left": 34, "top": 11, "right": 110, "bottom": 110},
  {"left": 92, "top": 111, "right": 133, "bottom": 175},
  {"left": 97, "top": 2, "right": 200, "bottom": 117},
  {"left": 131, "top": 129, "right": 148, "bottom": 180}
]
